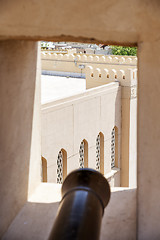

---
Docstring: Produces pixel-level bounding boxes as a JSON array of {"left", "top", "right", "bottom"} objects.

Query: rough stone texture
[{"left": 0, "top": 41, "right": 39, "bottom": 237}]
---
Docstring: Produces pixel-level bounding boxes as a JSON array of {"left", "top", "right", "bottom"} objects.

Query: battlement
[
  {"left": 86, "top": 66, "right": 137, "bottom": 89},
  {"left": 41, "top": 51, "right": 137, "bottom": 66}
]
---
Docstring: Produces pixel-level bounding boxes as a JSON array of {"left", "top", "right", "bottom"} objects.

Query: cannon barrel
[{"left": 49, "top": 168, "right": 111, "bottom": 240}]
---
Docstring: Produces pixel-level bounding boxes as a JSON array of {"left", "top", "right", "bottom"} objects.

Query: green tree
[{"left": 110, "top": 46, "right": 137, "bottom": 56}]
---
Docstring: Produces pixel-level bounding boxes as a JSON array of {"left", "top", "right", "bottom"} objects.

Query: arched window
[
  {"left": 41, "top": 156, "right": 47, "bottom": 182},
  {"left": 79, "top": 139, "right": 88, "bottom": 168},
  {"left": 96, "top": 132, "right": 104, "bottom": 174},
  {"left": 111, "top": 126, "right": 118, "bottom": 168},
  {"left": 57, "top": 149, "right": 67, "bottom": 184}
]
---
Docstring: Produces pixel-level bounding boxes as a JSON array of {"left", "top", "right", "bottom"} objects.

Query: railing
[{"left": 49, "top": 168, "right": 110, "bottom": 240}]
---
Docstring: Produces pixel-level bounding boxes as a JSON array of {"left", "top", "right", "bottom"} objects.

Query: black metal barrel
[{"left": 49, "top": 168, "right": 110, "bottom": 240}]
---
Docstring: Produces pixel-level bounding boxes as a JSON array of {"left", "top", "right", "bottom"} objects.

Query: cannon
[{"left": 49, "top": 168, "right": 110, "bottom": 240}]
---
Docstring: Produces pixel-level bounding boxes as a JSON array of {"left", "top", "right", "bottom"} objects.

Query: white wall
[{"left": 41, "top": 83, "right": 121, "bottom": 185}]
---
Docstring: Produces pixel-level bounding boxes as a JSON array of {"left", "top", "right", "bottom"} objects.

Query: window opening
[
  {"left": 57, "top": 149, "right": 67, "bottom": 184},
  {"left": 111, "top": 127, "right": 116, "bottom": 168},
  {"left": 79, "top": 139, "right": 88, "bottom": 168},
  {"left": 96, "top": 132, "right": 104, "bottom": 174}
]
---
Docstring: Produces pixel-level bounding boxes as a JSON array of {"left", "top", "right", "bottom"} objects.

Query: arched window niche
[
  {"left": 96, "top": 132, "right": 104, "bottom": 174},
  {"left": 41, "top": 156, "right": 47, "bottom": 182},
  {"left": 79, "top": 139, "right": 88, "bottom": 168},
  {"left": 57, "top": 148, "right": 67, "bottom": 184},
  {"left": 111, "top": 126, "right": 118, "bottom": 168}
]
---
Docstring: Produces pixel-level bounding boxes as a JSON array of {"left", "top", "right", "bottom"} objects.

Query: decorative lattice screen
[
  {"left": 79, "top": 141, "right": 85, "bottom": 168},
  {"left": 96, "top": 134, "right": 100, "bottom": 171},
  {"left": 111, "top": 128, "right": 115, "bottom": 168},
  {"left": 57, "top": 150, "right": 63, "bottom": 183}
]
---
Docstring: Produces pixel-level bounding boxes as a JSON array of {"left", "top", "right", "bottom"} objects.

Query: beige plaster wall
[
  {"left": 28, "top": 42, "right": 42, "bottom": 197},
  {"left": 86, "top": 66, "right": 137, "bottom": 187},
  {"left": 137, "top": 41, "right": 160, "bottom": 240},
  {"left": 0, "top": 41, "right": 39, "bottom": 237},
  {"left": 2, "top": 184, "right": 136, "bottom": 240},
  {"left": 0, "top": 1, "right": 160, "bottom": 239},
  {"left": 0, "top": 1, "right": 160, "bottom": 45},
  {"left": 86, "top": 66, "right": 137, "bottom": 90},
  {"left": 41, "top": 83, "right": 121, "bottom": 185},
  {"left": 41, "top": 52, "right": 137, "bottom": 74},
  {"left": 129, "top": 98, "right": 137, "bottom": 187}
]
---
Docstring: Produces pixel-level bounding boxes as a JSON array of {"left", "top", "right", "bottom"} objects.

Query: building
[
  {"left": 41, "top": 52, "right": 137, "bottom": 188},
  {"left": 0, "top": 1, "right": 160, "bottom": 239}
]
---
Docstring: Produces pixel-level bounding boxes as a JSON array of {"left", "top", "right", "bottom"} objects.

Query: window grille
[
  {"left": 96, "top": 134, "right": 100, "bottom": 171},
  {"left": 111, "top": 128, "right": 115, "bottom": 168},
  {"left": 79, "top": 141, "right": 85, "bottom": 168},
  {"left": 57, "top": 150, "right": 63, "bottom": 184}
]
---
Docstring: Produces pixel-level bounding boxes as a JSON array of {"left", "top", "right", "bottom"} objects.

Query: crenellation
[
  {"left": 57, "top": 53, "right": 63, "bottom": 60},
  {"left": 101, "top": 68, "right": 109, "bottom": 79},
  {"left": 109, "top": 69, "right": 117, "bottom": 81},
  {"left": 132, "top": 57, "right": 137, "bottom": 65},
  {"left": 86, "top": 65, "right": 93, "bottom": 78},
  {"left": 68, "top": 53, "right": 74, "bottom": 60},
  {"left": 63, "top": 54, "right": 69, "bottom": 60},
  {"left": 116, "top": 69, "right": 125, "bottom": 81},
  {"left": 100, "top": 56, "right": 106, "bottom": 63},
  {"left": 81, "top": 54, "right": 87, "bottom": 62},
  {"left": 76, "top": 54, "right": 81, "bottom": 61},
  {"left": 112, "top": 56, "right": 119, "bottom": 63},
  {"left": 41, "top": 52, "right": 137, "bottom": 69},
  {"left": 126, "top": 57, "right": 132, "bottom": 64},
  {"left": 93, "top": 68, "right": 101, "bottom": 80},
  {"left": 106, "top": 56, "right": 112, "bottom": 63},
  {"left": 86, "top": 65, "right": 137, "bottom": 90},
  {"left": 53, "top": 53, "right": 58, "bottom": 60},
  {"left": 94, "top": 55, "right": 100, "bottom": 62},
  {"left": 123, "top": 68, "right": 137, "bottom": 86},
  {"left": 88, "top": 55, "right": 93, "bottom": 62},
  {"left": 119, "top": 57, "right": 125, "bottom": 64}
]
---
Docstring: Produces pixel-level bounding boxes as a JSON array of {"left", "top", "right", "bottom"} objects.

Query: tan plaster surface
[
  {"left": 41, "top": 83, "right": 121, "bottom": 182},
  {"left": 41, "top": 52, "right": 137, "bottom": 74},
  {"left": 0, "top": 1, "right": 160, "bottom": 238},
  {"left": 28, "top": 42, "right": 42, "bottom": 197},
  {"left": 0, "top": 40, "right": 38, "bottom": 237},
  {"left": 101, "top": 187, "right": 136, "bottom": 240},
  {"left": 3, "top": 185, "right": 136, "bottom": 240},
  {"left": 137, "top": 41, "right": 160, "bottom": 239},
  {"left": 0, "top": 1, "right": 160, "bottom": 45}
]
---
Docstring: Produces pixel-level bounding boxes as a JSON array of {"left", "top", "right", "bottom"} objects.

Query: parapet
[
  {"left": 86, "top": 65, "right": 137, "bottom": 89},
  {"left": 41, "top": 51, "right": 137, "bottom": 66}
]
